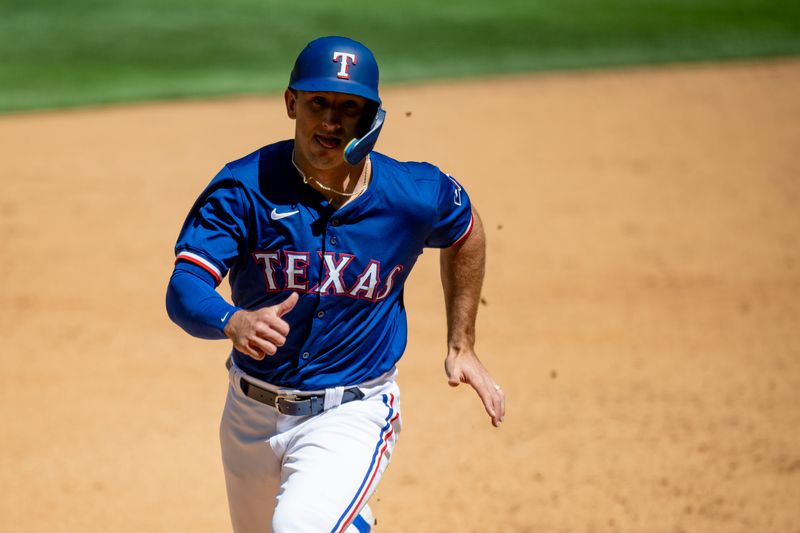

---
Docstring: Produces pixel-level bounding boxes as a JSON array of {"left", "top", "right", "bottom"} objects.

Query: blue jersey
[{"left": 174, "top": 140, "right": 473, "bottom": 389}]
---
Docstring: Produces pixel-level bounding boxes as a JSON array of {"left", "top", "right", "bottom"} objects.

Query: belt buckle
[{"left": 274, "top": 392, "right": 303, "bottom": 414}]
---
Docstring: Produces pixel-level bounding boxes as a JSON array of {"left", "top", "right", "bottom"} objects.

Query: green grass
[{"left": 1, "top": 0, "right": 799, "bottom": 112}]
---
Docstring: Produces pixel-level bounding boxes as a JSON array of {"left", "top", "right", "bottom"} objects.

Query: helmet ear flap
[{"left": 344, "top": 107, "right": 386, "bottom": 165}]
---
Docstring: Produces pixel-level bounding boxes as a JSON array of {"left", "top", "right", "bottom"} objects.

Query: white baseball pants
[{"left": 220, "top": 361, "right": 402, "bottom": 533}]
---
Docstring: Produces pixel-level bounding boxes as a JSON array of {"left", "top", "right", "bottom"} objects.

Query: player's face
[{"left": 286, "top": 90, "right": 368, "bottom": 172}]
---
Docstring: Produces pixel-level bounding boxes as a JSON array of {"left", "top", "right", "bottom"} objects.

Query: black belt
[
  {"left": 228, "top": 359, "right": 365, "bottom": 416},
  {"left": 239, "top": 379, "right": 365, "bottom": 416}
]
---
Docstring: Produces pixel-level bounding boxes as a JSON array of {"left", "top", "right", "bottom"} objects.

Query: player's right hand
[{"left": 223, "top": 292, "right": 299, "bottom": 360}]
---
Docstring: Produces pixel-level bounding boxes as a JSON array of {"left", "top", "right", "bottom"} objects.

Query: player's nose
[{"left": 320, "top": 107, "right": 343, "bottom": 130}]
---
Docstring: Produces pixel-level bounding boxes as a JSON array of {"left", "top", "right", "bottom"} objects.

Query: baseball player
[{"left": 166, "top": 36, "right": 505, "bottom": 533}]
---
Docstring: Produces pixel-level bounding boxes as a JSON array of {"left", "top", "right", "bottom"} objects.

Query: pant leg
[
  {"left": 271, "top": 381, "right": 402, "bottom": 533},
  {"left": 220, "top": 368, "right": 282, "bottom": 533}
]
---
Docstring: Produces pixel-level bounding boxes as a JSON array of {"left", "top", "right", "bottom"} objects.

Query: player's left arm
[{"left": 440, "top": 206, "right": 505, "bottom": 427}]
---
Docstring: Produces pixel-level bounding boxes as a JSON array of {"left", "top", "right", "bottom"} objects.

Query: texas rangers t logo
[{"left": 333, "top": 51, "right": 357, "bottom": 79}]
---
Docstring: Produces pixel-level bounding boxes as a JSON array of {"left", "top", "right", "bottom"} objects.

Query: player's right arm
[
  {"left": 165, "top": 263, "right": 298, "bottom": 359},
  {"left": 166, "top": 262, "right": 238, "bottom": 340},
  {"left": 167, "top": 165, "right": 245, "bottom": 339},
  {"left": 166, "top": 163, "right": 297, "bottom": 359}
]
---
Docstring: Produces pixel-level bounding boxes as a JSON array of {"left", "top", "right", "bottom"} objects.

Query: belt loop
[
  {"left": 226, "top": 357, "right": 236, "bottom": 387},
  {"left": 323, "top": 386, "right": 345, "bottom": 411}
]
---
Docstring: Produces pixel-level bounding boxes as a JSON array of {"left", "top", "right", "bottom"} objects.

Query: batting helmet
[{"left": 289, "top": 36, "right": 386, "bottom": 165}]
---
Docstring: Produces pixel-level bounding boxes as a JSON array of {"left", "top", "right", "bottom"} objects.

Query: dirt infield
[{"left": 1, "top": 59, "right": 799, "bottom": 533}]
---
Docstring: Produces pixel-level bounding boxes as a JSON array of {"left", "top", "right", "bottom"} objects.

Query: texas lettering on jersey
[{"left": 252, "top": 250, "right": 403, "bottom": 302}]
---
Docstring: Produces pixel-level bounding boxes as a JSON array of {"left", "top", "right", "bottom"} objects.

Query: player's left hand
[{"left": 445, "top": 349, "right": 505, "bottom": 427}]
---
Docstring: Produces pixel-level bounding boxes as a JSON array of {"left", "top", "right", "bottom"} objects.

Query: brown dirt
[{"left": 1, "top": 59, "right": 799, "bottom": 533}]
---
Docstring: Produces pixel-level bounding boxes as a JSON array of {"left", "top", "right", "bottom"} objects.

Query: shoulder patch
[{"left": 447, "top": 174, "right": 463, "bottom": 206}]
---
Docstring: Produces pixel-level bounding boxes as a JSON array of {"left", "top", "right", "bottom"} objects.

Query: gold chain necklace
[{"left": 291, "top": 151, "right": 371, "bottom": 198}]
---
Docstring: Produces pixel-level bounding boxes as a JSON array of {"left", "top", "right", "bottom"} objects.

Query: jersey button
[
  {"left": 330, "top": 236, "right": 337, "bottom": 245},
  {"left": 302, "top": 351, "right": 310, "bottom": 359},
  {"left": 316, "top": 310, "right": 325, "bottom": 318},
  {"left": 331, "top": 219, "right": 340, "bottom": 227}
]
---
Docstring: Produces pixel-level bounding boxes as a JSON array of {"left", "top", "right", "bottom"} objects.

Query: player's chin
[{"left": 308, "top": 140, "right": 348, "bottom": 169}]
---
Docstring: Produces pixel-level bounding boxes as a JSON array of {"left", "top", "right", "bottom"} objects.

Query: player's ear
[{"left": 285, "top": 89, "right": 297, "bottom": 119}]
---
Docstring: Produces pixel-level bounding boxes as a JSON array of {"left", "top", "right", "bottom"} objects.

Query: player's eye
[
  {"left": 310, "top": 96, "right": 328, "bottom": 108},
  {"left": 341, "top": 100, "right": 362, "bottom": 116}
]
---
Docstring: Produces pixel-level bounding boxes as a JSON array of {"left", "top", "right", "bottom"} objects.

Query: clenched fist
[{"left": 223, "top": 292, "right": 299, "bottom": 360}]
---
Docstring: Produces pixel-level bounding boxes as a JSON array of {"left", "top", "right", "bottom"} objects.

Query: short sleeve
[
  {"left": 424, "top": 171, "right": 474, "bottom": 248},
  {"left": 174, "top": 165, "right": 249, "bottom": 284}
]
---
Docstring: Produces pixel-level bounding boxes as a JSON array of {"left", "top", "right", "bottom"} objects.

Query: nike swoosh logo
[
  {"left": 270, "top": 208, "right": 300, "bottom": 220},
  {"left": 221, "top": 311, "right": 230, "bottom": 322}
]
